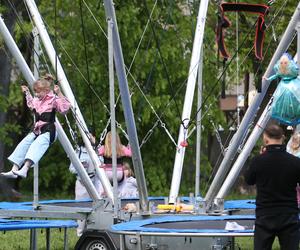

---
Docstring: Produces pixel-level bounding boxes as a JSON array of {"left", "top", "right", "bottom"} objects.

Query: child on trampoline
[
  {"left": 264, "top": 53, "right": 300, "bottom": 126},
  {"left": 1, "top": 74, "right": 70, "bottom": 179},
  {"left": 119, "top": 162, "right": 138, "bottom": 198},
  {"left": 98, "top": 131, "right": 132, "bottom": 184}
]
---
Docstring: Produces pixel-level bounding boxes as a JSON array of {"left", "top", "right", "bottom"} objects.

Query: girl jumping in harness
[
  {"left": 98, "top": 131, "right": 132, "bottom": 185},
  {"left": 1, "top": 74, "right": 71, "bottom": 179}
]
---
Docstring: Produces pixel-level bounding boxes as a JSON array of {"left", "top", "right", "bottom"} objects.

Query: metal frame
[{"left": 102, "top": 0, "right": 149, "bottom": 212}]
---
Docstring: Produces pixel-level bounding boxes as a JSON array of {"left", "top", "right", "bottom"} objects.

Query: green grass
[
  {"left": 0, "top": 228, "right": 78, "bottom": 250},
  {"left": 0, "top": 230, "right": 284, "bottom": 250},
  {"left": 236, "top": 237, "right": 281, "bottom": 250}
]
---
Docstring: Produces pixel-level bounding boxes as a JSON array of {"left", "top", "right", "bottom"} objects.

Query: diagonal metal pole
[
  {"left": 205, "top": 2, "right": 300, "bottom": 206},
  {"left": 169, "top": 0, "right": 209, "bottom": 204},
  {"left": 102, "top": 0, "right": 149, "bottom": 212},
  {"left": 216, "top": 104, "right": 271, "bottom": 199}
]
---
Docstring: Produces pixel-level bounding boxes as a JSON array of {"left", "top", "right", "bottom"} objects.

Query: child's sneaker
[
  {"left": 13, "top": 167, "right": 28, "bottom": 179},
  {"left": 0, "top": 171, "right": 18, "bottom": 179}
]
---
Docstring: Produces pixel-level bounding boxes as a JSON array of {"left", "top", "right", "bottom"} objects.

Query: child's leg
[
  {"left": 7, "top": 132, "right": 37, "bottom": 168},
  {"left": 0, "top": 164, "right": 19, "bottom": 178},
  {"left": 12, "top": 159, "right": 33, "bottom": 178},
  {"left": 25, "top": 132, "right": 52, "bottom": 163},
  {"left": 1, "top": 133, "right": 36, "bottom": 178},
  {"left": 13, "top": 132, "right": 52, "bottom": 178}
]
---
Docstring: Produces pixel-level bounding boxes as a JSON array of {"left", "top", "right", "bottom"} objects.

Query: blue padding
[
  {"left": 224, "top": 200, "right": 256, "bottom": 210},
  {"left": 0, "top": 219, "right": 77, "bottom": 231},
  {"left": 0, "top": 199, "right": 93, "bottom": 211},
  {"left": 111, "top": 215, "right": 255, "bottom": 233}
]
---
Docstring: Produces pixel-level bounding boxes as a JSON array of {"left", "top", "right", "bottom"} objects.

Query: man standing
[{"left": 245, "top": 123, "right": 300, "bottom": 250}]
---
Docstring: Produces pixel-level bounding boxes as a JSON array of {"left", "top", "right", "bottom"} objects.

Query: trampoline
[
  {"left": 111, "top": 214, "right": 255, "bottom": 236},
  {"left": 110, "top": 215, "right": 255, "bottom": 250},
  {"left": 0, "top": 218, "right": 77, "bottom": 231},
  {"left": 0, "top": 218, "right": 77, "bottom": 250}
]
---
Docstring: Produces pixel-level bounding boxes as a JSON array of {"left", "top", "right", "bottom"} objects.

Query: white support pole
[
  {"left": 195, "top": 47, "right": 203, "bottom": 197},
  {"left": 0, "top": 15, "right": 101, "bottom": 201},
  {"left": 32, "top": 27, "right": 40, "bottom": 209},
  {"left": 24, "top": 0, "right": 113, "bottom": 200},
  {"left": 102, "top": 0, "right": 149, "bottom": 212},
  {"left": 169, "top": 0, "right": 209, "bottom": 204},
  {"left": 108, "top": 19, "right": 118, "bottom": 218},
  {"left": 216, "top": 104, "right": 271, "bottom": 199}
]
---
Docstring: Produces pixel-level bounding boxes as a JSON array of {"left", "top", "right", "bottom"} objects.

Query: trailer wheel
[
  {"left": 75, "top": 230, "right": 117, "bottom": 250},
  {"left": 82, "top": 238, "right": 108, "bottom": 250}
]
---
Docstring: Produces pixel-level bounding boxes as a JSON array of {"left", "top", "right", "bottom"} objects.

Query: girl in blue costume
[{"left": 265, "top": 53, "right": 300, "bottom": 126}]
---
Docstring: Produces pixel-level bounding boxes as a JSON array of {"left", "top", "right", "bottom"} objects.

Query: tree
[{"left": 0, "top": 0, "right": 25, "bottom": 200}]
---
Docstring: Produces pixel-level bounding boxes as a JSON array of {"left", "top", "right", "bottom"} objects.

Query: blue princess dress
[{"left": 268, "top": 59, "right": 300, "bottom": 126}]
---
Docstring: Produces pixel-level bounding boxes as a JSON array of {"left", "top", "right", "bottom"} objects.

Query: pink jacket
[
  {"left": 25, "top": 90, "right": 71, "bottom": 134},
  {"left": 98, "top": 145, "right": 132, "bottom": 157}
]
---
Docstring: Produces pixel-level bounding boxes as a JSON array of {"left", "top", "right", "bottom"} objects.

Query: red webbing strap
[{"left": 217, "top": 2, "right": 269, "bottom": 60}]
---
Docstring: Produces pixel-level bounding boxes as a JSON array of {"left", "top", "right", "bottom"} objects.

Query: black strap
[
  {"left": 33, "top": 109, "right": 56, "bottom": 144},
  {"left": 103, "top": 156, "right": 124, "bottom": 165},
  {"left": 34, "top": 109, "right": 56, "bottom": 123},
  {"left": 221, "top": 58, "right": 227, "bottom": 98},
  {"left": 217, "top": 2, "right": 269, "bottom": 60}
]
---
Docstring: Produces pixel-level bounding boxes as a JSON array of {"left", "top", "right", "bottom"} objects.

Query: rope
[
  {"left": 142, "top": 0, "right": 182, "bottom": 123},
  {"left": 79, "top": 0, "right": 95, "bottom": 131},
  {"left": 126, "top": 0, "right": 158, "bottom": 75},
  {"left": 53, "top": 0, "right": 58, "bottom": 82}
]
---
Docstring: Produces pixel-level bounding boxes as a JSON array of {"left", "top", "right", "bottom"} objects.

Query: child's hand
[
  {"left": 260, "top": 146, "right": 266, "bottom": 154},
  {"left": 21, "top": 85, "right": 29, "bottom": 94},
  {"left": 54, "top": 85, "right": 61, "bottom": 95},
  {"left": 262, "top": 75, "right": 267, "bottom": 81}
]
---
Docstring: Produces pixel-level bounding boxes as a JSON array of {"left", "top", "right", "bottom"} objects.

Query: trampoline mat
[
  {"left": 45, "top": 201, "right": 93, "bottom": 208},
  {"left": 43, "top": 198, "right": 167, "bottom": 208},
  {"left": 143, "top": 219, "right": 254, "bottom": 230}
]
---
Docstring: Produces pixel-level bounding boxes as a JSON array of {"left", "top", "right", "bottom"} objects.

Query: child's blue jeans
[{"left": 8, "top": 132, "right": 55, "bottom": 168}]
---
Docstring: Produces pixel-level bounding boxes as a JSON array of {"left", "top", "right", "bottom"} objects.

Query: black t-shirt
[{"left": 244, "top": 144, "right": 300, "bottom": 216}]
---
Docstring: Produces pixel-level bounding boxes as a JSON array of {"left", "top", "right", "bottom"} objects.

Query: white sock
[{"left": 11, "top": 165, "right": 19, "bottom": 172}]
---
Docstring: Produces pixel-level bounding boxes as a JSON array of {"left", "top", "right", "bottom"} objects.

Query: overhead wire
[
  {"left": 141, "top": 0, "right": 183, "bottom": 123},
  {"left": 79, "top": 0, "right": 95, "bottom": 131},
  {"left": 8, "top": 0, "right": 50, "bottom": 76},
  {"left": 82, "top": 0, "right": 179, "bottom": 146}
]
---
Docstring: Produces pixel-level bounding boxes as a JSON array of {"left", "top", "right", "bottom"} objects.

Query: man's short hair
[{"left": 264, "top": 124, "right": 284, "bottom": 140}]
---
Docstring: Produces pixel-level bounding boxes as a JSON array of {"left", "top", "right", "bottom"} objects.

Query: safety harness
[
  {"left": 217, "top": 2, "right": 269, "bottom": 61},
  {"left": 33, "top": 109, "right": 56, "bottom": 144},
  {"left": 102, "top": 156, "right": 126, "bottom": 184}
]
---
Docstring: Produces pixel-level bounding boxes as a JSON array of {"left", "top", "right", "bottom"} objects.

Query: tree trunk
[{"left": 0, "top": 2, "right": 23, "bottom": 200}]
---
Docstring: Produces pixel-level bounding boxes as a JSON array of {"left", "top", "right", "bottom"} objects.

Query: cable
[
  {"left": 142, "top": 0, "right": 182, "bottom": 123},
  {"left": 79, "top": 0, "right": 95, "bottom": 131}
]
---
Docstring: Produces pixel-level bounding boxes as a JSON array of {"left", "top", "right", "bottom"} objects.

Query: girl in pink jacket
[
  {"left": 98, "top": 131, "right": 132, "bottom": 183},
  {"left": 1, "top": 74, "right": 71, "bottom": 179}
]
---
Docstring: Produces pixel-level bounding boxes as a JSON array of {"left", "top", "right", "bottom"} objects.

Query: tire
[
  {"left": 83, "top": 239, "right": 108, "bottom": 250},
  {"left": 75, "top": 230, "right": 118, "bottom": 250}
]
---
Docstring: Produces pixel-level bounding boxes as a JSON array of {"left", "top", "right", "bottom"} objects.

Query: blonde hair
[
  {"left": 104, "top": 131, "right": 124, "bottom": 158},
  {"left": 290, "top": 133, "right": 300, "bottom": 153},
  {"left": 33, "top": 74, "right": 54, "bottom": 92},
  {"left": 279, "top": 55, "right": 289, "bottom": 75},
  {"left": 123, "top": 162, "right": 134, "bottom": 177}
]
